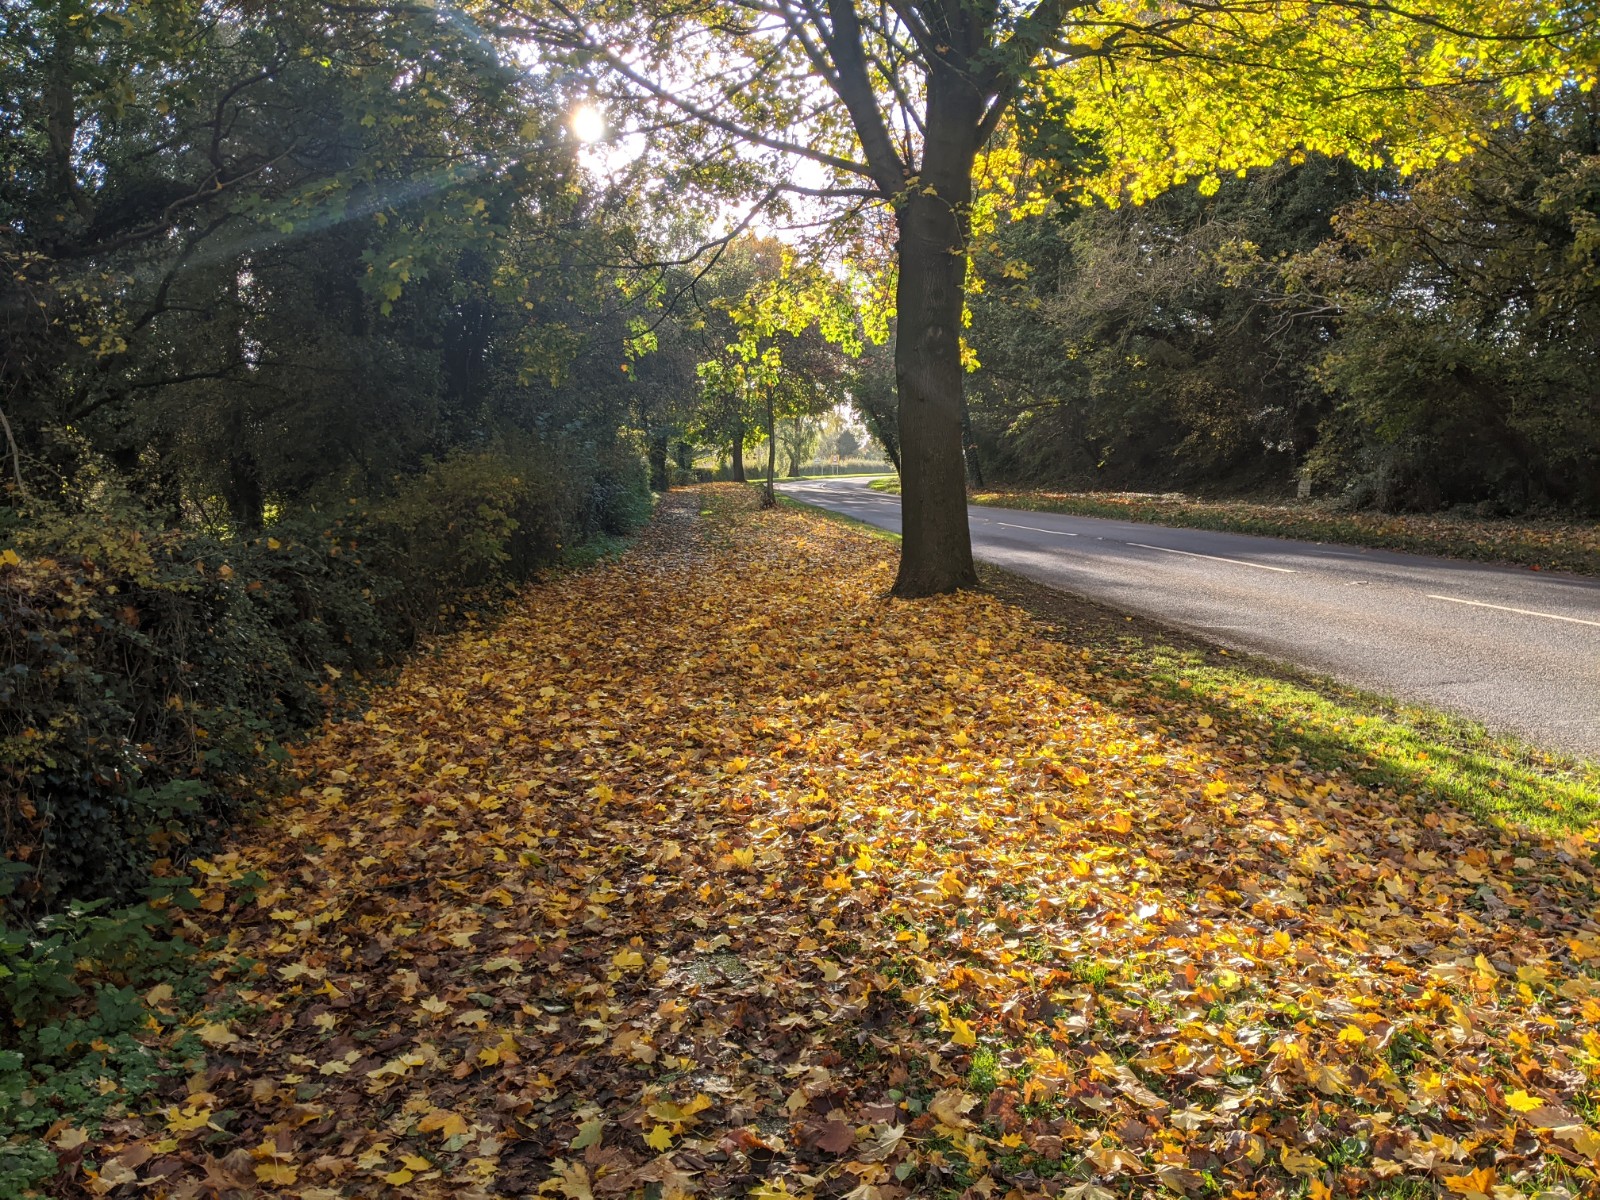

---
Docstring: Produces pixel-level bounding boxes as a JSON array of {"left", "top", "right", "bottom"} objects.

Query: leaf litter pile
[{"left": 86, "top": 486, "right": 1600, "bottom": 1200}]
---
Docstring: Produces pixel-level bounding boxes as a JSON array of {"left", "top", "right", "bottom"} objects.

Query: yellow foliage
[{"left": 98, "top": 489, "right": 1600, "bottom": 1198}]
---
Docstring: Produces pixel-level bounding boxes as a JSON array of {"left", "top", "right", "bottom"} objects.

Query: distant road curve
[{"left": 778, "top": 476, "right": 1600, "bottom": 760}]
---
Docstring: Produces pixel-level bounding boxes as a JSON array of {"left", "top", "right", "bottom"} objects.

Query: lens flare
[{"left": 570, "top": 105, "right": 606, "bottom": 143}]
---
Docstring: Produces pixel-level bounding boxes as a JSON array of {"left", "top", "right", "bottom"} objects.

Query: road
[{"left": 777, "top": 476, "right": 1600, "bottom": 759}]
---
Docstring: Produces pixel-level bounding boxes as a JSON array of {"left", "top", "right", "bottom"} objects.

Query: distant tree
[
  {"left": 779, "top": 416, "right": 824, "bottom": 477},
  {"left": 835, "top": 427, "right": 861, "bottom": 461},
  {"left": 966, "top": 157, "right": 1375, "bottom": 490},
  {"left": 690, "top": 237, "right": 856, "bottom": 500}
]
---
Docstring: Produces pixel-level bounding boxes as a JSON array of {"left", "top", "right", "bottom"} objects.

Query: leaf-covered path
[{"left": 97, "top": 488, "right": 1599, "bottom": 1200}]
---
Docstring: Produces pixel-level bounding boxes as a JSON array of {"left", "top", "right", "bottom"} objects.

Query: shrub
[
  {"left": 0, "top": 437, "right": 649, "bottom": 921},
  {"left": 0, "top": 489, "right": 397, "bottom": 918}
]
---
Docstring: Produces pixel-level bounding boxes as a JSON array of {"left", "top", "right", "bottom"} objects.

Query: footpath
[{"left": 73, "top": 486, "right": 1600, "bottom": 1200}]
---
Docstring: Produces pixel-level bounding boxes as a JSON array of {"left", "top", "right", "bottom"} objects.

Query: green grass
[
  {"left": 989, "top": 574, "right": 1600, "bottom": 836},
  {"left": 869, "top": 477, "right": 900, "bottom": 494},
  {"left": 966, "top": 1046, "right": 1000, "bottom": 1095},
  {"left": 1114, "top": 636, "right": 1600, "bottom": 836},
  {"left": 779, "top": 488, "right": 1600, "bottom": 837}
]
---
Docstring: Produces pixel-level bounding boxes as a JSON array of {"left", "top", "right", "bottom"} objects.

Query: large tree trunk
[
  {"left": 785, "top": 419, "right": 805, "bottom": 478},
  {"left": 892, "top": 143, "right": 978, "bottom": 596}
]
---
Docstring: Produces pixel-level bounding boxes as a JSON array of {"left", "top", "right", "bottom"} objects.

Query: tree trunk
[
  {"left": 763, "top": 388, "right": 777, "bottom": 507},
  {"left": 785, "top": 418, "right": 803, "bottom": 478},
  {"left": 962, "top": 397, "right": 985, "bottom": 489},
  {"left": 648, "top": 431, "right": 669, "bottom": 491},
  {"left": 731, "top": 407, "right": 747, "bottom": 483},
  {"left": 861, "top": 392, "right": 901, "bottom": 473},
  {"left": 892, "top": 171, "right": 977, "bottom": 596}
]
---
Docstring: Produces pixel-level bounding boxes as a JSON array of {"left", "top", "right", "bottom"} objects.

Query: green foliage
[
  {"left": 968, "top": 157, "right": 1373, "bottom": 491},
  {"left": 0, "top": 0, "right": 657, "bottom": 928},
  {"left": 967, "top": 97, "right": 1600, "bottom": 514},
  {"left": 1295, "top": 94, "right": 1600, "bottom": 511},
  {"left": 0, "top": 487, "right": 385, "bottom": 917},
  {"left": 0, "top": 895, "right": 202, "bottom": 1197}
]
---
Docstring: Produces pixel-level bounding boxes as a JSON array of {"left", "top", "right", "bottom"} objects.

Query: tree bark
[
  {"left": 892, "top": 139, "right": 978, "bottom": 595},
  {"left": 786, "top": 427, "right": 804, "bottom": 478},
  {"left": 226, "top": 445, "right": 265, "bottom": 532},
  {"left": 648, "top": 431, "right": 669, "bottom": 491},
  {"left": 731, "top": 407, "right": 747, "bottom": 483},
  {"left": 962, "top": 397, "right": 985, "bottom": 489},
  {"left": 0, "top": 399, "right": 26, "bottom": 498},
  {"left": 762, "top": 388, "right": 777, "bottom": 507}
]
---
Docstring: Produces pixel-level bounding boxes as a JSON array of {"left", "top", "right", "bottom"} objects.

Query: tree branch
[{"left": 812, "top": 0, "right": 912, "bottom": 191}]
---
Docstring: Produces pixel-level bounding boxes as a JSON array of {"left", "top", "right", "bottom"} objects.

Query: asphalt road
[{"left": 778, "top": 476, "right": 1600, "bottom": 759}]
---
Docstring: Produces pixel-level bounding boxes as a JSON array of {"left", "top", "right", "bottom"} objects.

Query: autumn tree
[
  {"left": 512, "top": 0, "right": 1594, "bottom": 593},
  {"left": 694, "top": 239, "right": 856, "bottom": 504}
]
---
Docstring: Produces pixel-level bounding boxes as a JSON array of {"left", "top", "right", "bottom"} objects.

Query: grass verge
[{"left": 980, "top": 566, "right": 1600, "bottom": 837}]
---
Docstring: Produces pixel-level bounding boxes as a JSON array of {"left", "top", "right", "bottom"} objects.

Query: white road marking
[
  {"left": 1426, "top": 594, "right": 1600, "bottom": 629},
  {"left": 1127, "top": 542, "right": 1295, "bottom": 574},
  {"left": 994, "top": 522, "right": 1078, "bottom": 536}
]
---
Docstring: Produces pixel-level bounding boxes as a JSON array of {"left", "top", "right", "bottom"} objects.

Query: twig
[{"left": 0, "top": 396, "right": 26, "bottom": 498}]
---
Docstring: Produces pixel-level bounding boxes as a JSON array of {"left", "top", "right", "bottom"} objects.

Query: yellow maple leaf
[
  {"left": 53, "top": 1127, "right": 89, "bottom": 1150},
  {"left": 418, "top": 1109, "right": 469, "bottom": 1138},
  {"left": 1504, "top": 1089, "right": 1544, "bottom": 1113},
  {"left": 1553, "top": 1124, "right": 1600, "bottom": 1156},
  {"left": 1279, "top": 1146, "right": 1324, "bottom": 1177},
  {"left": 255, "top": 1161, "right": 298, "bottom": 1184},
  {"left": 1444, "top": 1166, "right": 1495, "bottom": 1197},
  {"left": 644, "top": 1124, "right": 674, "bottom": 1151},
  {"left": 165, "top": 1105, "right": 214, "bottom": 1133}
]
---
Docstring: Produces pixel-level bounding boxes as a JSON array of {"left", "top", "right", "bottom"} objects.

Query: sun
[{"left": 570, "top": 105, "right": 606, "bottom": 143}]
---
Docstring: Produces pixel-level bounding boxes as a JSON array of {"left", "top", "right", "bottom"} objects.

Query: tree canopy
[{"left": 513, "top": 0, "right": 1599, "bottom": 592}]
